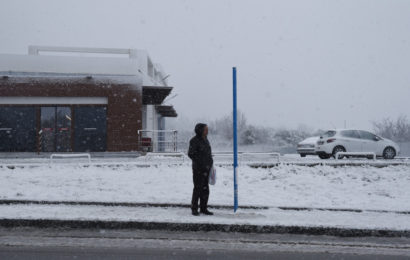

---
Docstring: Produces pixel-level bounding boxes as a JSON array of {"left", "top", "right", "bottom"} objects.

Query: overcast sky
[{"left": 1, "top": 0, "right": 410, "bottom": 130}]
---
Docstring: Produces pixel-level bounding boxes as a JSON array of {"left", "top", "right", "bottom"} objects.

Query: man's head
[
  {"left": 203, "top": 125, "right": 208, "bottom": 137},
  {"left": 194, "top": 123, "right": 208, "bottom": 138}
]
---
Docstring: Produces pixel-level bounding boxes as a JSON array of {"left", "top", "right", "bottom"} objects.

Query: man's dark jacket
[{"left": 188, "top": 123, "right": 213, "bottom": 172}]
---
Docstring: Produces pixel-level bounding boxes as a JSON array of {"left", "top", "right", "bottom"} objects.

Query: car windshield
[{"left": 321, "top": 131, "right": 336, "bottom": 138}]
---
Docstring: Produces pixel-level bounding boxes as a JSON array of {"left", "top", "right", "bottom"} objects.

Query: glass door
[
  {"left": 41, "top": 107, "right": 56, "bottom": 152},
  {"left": 56, "top": 107, "right": 72, "bottom": 152},
  {"left": 41, "top": 107, "right": 72, "bottom": 152}
]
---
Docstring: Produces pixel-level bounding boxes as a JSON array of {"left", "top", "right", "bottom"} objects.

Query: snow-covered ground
[{"left": 0, "top": 162, "right": 409, "bottom": 212}]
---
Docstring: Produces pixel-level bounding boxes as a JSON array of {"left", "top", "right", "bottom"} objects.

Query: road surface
[{"left": 0, "top": 227, "right": 409, "bottom": 259}]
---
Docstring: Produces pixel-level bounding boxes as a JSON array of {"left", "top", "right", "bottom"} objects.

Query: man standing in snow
[{"left": 188, "top": 123, "right": 214, "bottom": 216}]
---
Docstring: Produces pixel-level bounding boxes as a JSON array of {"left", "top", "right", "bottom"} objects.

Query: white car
[
  {"left": 315, "top": 129, "right": 400, "bottom": 159},
  {"left": 297, "top": 136, "right": 319, "bottom": 157}
]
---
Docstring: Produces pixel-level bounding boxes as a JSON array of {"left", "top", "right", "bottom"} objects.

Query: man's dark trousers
[{"left": 191, "top": 170, "right": 209, "bottom": 212}]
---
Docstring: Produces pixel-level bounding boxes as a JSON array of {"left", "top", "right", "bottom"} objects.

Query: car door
[
  {"left": 358, "top": 130, "right": 379, "bottom": 153},
  {"left": 340, "top": 130, "right": 362, "bottom": 152}
]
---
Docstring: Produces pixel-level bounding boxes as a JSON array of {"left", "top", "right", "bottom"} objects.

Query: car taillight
[{"left": 327, "top": 138, "right": 336, "bottom": 143}]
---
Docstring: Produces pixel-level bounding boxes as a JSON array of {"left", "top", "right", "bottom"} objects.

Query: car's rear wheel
[
  {"left": 332, "top": 146, "right": 346, "bottom": 159},
  {"left": 383, "top": 147, "right": 396, "bottom": 159},
  {"left": 300, "top": 154, "right": 306, "bottom": 158},
  {"left": 319, "top": 154, "right": 330, "bottom": 159}
]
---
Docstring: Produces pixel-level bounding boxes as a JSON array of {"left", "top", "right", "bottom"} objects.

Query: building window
[
  {"left": 0, "top": 106, "right": 37, "bottom": 152},
  {"left": 74, "top": 107, "right": 107, "bottom": 152}
]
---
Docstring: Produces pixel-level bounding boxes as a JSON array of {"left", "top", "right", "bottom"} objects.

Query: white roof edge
[
  {"left": 28, "top": 45, "right": 138, "bottom": 58},
  {"left": 0, "top": 53, "right": 139, "bottom": 76},
  {"left": 0, "top": 97, "right": 108, "bottom": 105},
  {"left": 0, "top": 46, "right": 169, "bottom": 87}
]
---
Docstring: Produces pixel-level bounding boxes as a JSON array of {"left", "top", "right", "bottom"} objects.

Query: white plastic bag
[{"left": 208, "top": 166, "right": 216, "bottom": 185}]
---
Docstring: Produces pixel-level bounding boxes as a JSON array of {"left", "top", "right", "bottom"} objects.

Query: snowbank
[{"left": 0, "top": 164, "right": 409, "bottom": 211}]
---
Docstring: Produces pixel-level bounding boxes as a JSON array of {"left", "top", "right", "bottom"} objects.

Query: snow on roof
[
  {"left": 0, "top": 72, "right": 144, "bottom": 86},
  {"left": 0, "top": 46, "right": 168, "bottom": 86},
  {"left": 0, "top": 54, "right": 138, "bottom": 76}
]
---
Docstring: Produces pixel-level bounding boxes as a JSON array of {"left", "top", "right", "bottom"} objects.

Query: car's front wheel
[
  {"left": 383, "top": 147, "right": 396, "bottom": 159},
  {"left": 300, "top": 154, "right": 306, "bottom": 158}
]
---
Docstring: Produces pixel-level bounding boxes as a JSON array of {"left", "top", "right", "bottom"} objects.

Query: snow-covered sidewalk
[{"left": 1, "top": 203, "right": 410, "bottom": 232}]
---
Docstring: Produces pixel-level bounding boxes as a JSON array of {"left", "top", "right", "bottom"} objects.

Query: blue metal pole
[{"left": 233, "top": 67, "right": 238, "bottom": 212}]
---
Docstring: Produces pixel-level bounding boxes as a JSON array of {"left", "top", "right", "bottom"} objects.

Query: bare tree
[
  {"left": 209, "top": 110, "right": 248, "bottom": 140},
  {"left": 372, "top": 115, "right": 410, "bottom": 142}
]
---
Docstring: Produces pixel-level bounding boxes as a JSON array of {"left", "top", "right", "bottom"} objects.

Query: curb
[
  {"left": 1, "top": 218, "right": 409, "bottom": 238},
  {"left": 1, "top": 200, "right": 409, "bottom": 215},
  {"left": 0, "top": 200, "right": 268, "bottom": 210}
]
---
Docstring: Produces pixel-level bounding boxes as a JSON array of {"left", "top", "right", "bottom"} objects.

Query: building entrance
[{"left": 41, "top": 107, "right": 72, "bottom": 152}]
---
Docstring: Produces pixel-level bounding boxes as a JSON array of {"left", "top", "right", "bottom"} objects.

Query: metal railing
[
  {"left": 50, "top": 153, "right": 91, "bottom": 164},
  {"left": 138, "top": 151, "right": 281, "bottom": 165},
  {"left": 213, "top": 152, "right": 281, "bottom": 164},
  {"left": 143, "top": 152, "right": 188, "bottom": 163},
  {"left": 335, "top": 152, "right": 376, "bottom": 160},
  {"left": 137, "top": 130, "right": 178, "bottom": 153}
]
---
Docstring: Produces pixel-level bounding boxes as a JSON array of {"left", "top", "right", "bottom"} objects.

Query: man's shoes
[
  {"left": 200, "top": 209, "right": 214, "bottom": 216},
  {"left": 192, "top": 210, "right": 200, "bottom": 216}
]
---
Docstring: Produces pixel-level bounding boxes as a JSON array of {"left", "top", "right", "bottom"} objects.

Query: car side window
[
  {"left": 341, "top": 130, "right": 360, "bottom": 138},
  {"left": 340, "top": 130, "right": 350, "bottom": 138},
  {"left": 359, "top": 131, "right": 376, "bottom": 141},
  {"left": 352, "top": 130, "right": 361, "bottom": 139}
]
